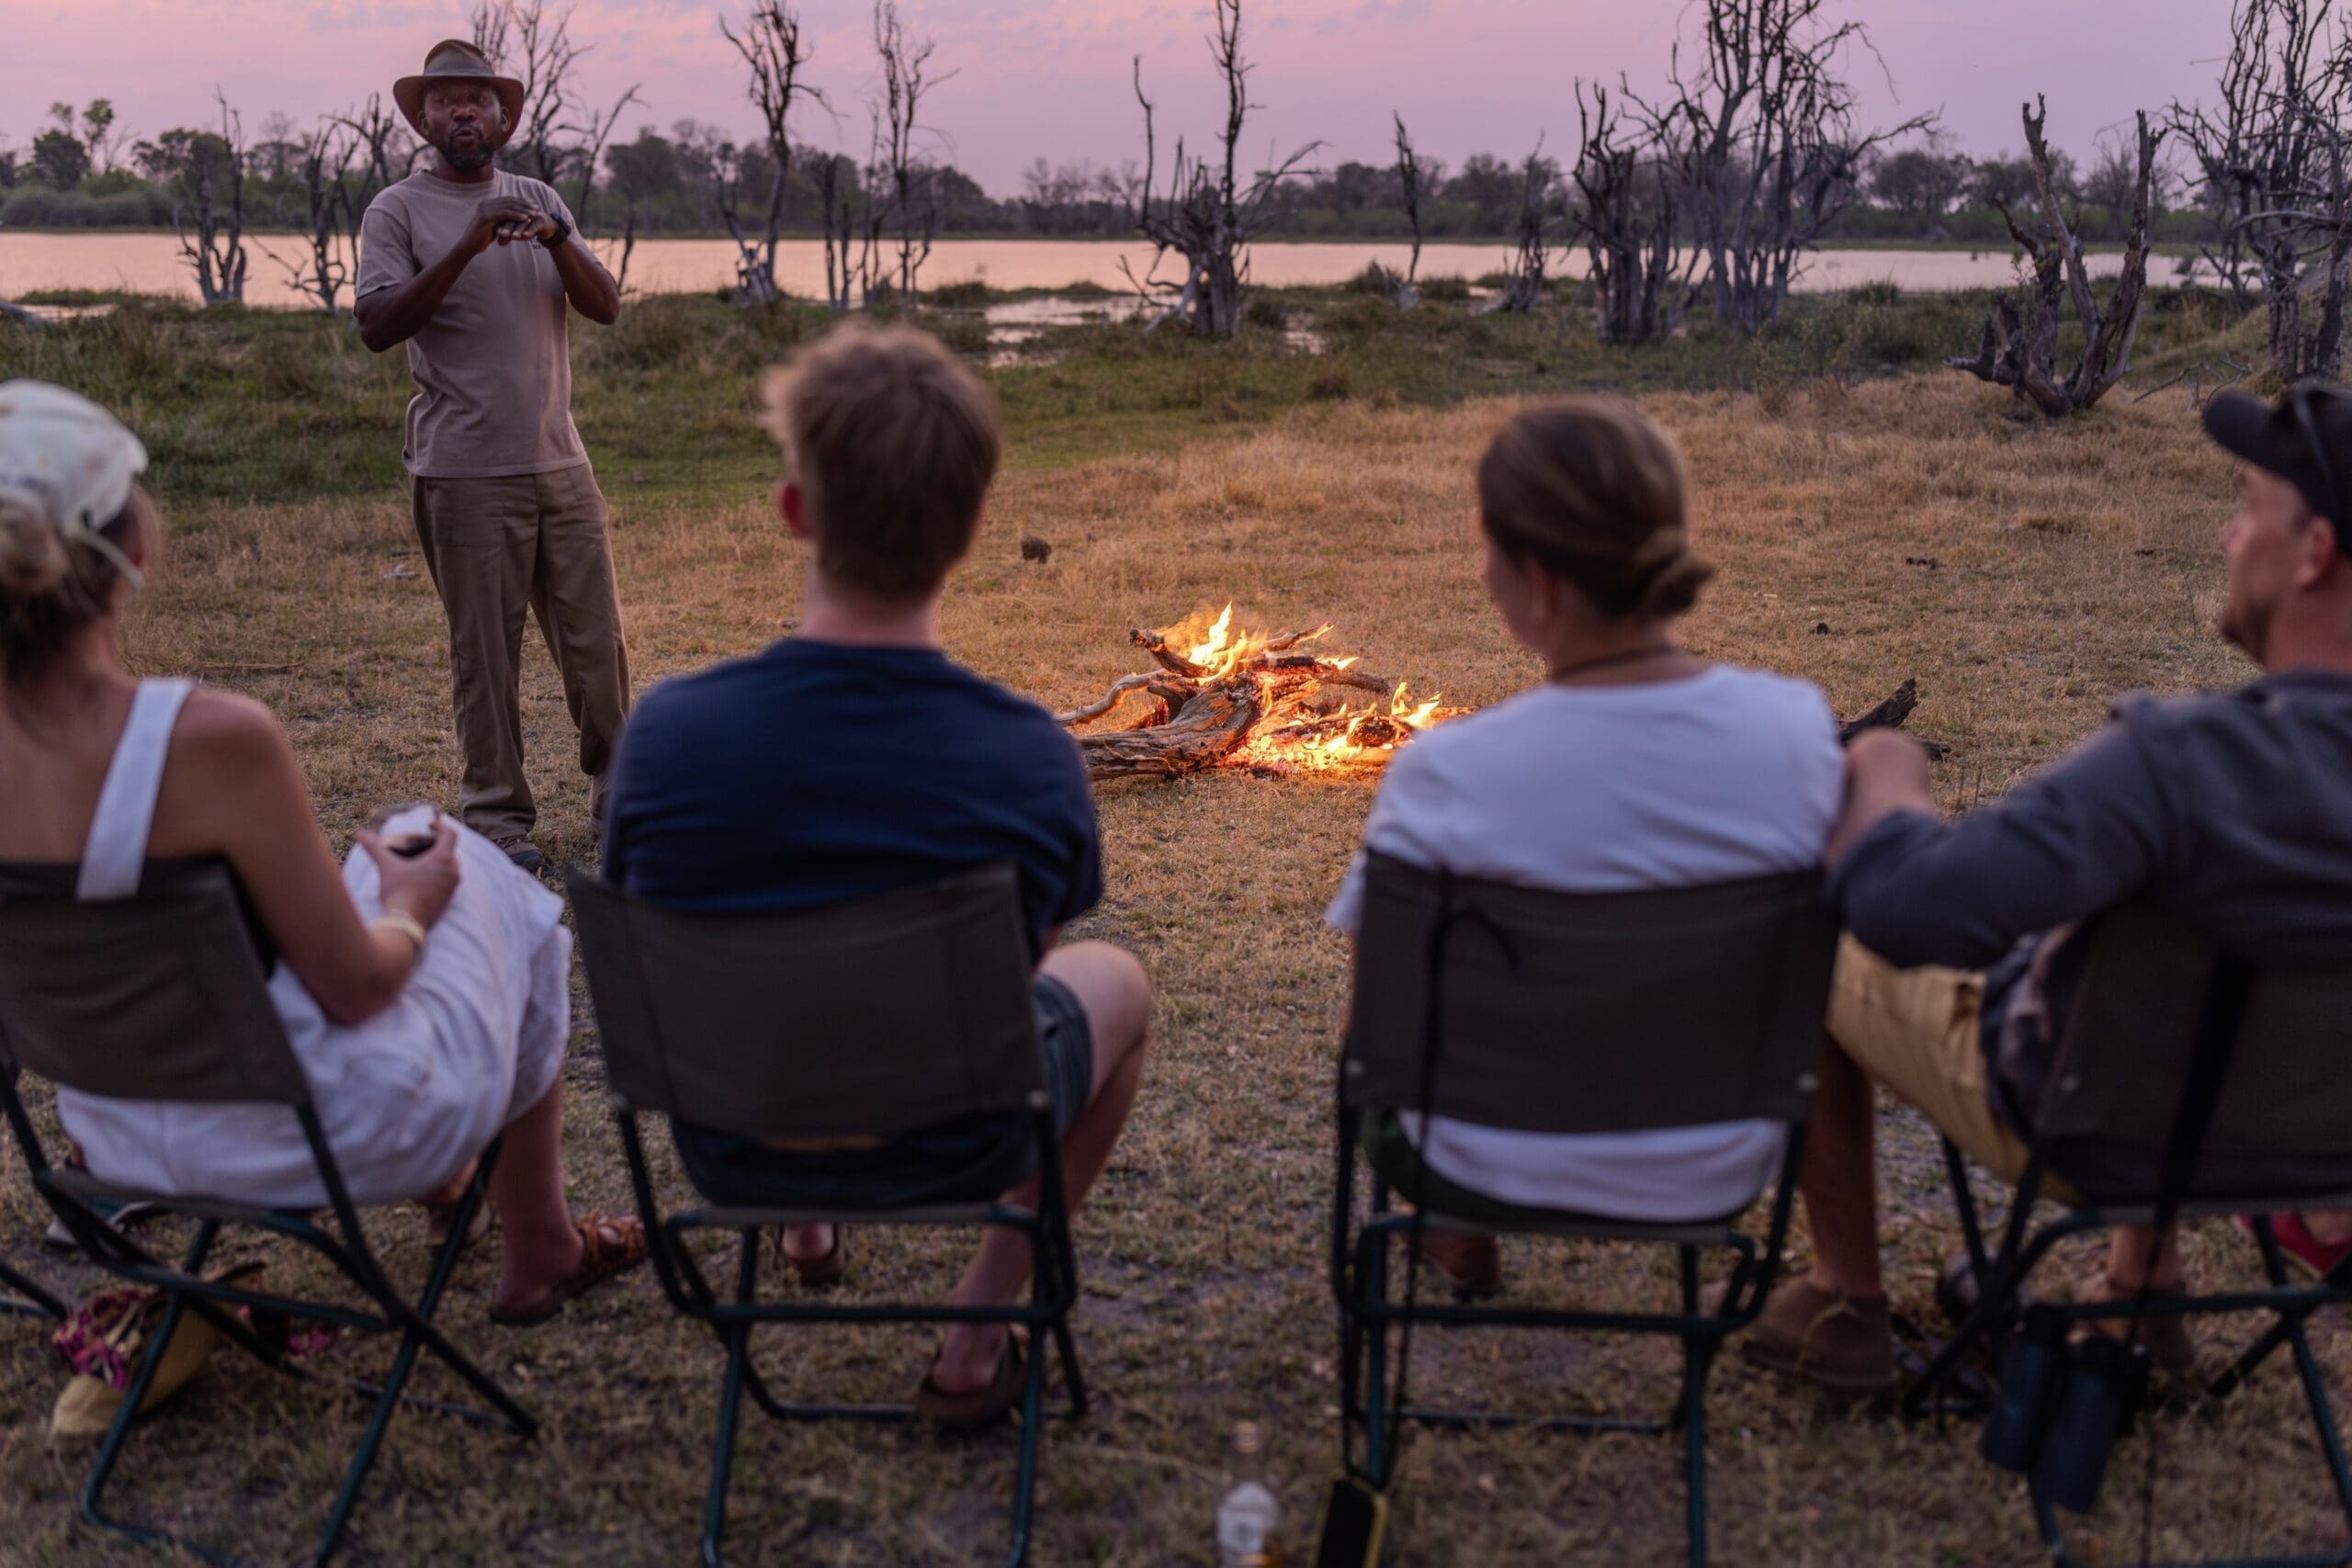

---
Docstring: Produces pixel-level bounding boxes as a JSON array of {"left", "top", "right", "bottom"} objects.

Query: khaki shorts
[{"left": 1829, "top": 935, "right": 2071, "bottom": 1199}]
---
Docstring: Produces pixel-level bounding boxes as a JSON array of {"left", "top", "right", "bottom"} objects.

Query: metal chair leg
[
  {"left": 1682, "top": 1336, "right": 1714, "bottom": 1568},
  {"left": 702, "top": 1323, "right": 752, "bottom": 1568},
  {"left": 1001, "top": 1314, "right": 1052, "bottom": 1568},
  {"left": 0, "top": 1258, "right": 64, "bottom": 1318}
]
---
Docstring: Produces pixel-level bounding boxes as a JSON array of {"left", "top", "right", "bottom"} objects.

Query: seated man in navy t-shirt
[{"left": 602, "top": 322, "right": 1152, "bottom": 1427}]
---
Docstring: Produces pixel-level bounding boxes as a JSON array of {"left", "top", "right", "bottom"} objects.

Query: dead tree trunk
[
  {"left": 1572, "top": 81, "right": 1690, "bottom": 343},
  {"left": 265, "top": 118, "right": 357, "bottom": 313},
  {"left": 718, "top": 3, "right": 821, "bottom": 305},
  {"left": 1126, "top": 0, "right": 1320, "bottom": 338},
  {"left": 1946, "top": 98, "right": 2165, "bottom": 418},
  {"left": 875, "top": 0, "right": 950, "bottom": 310},
  {"left": 1637, "top": 0, "right": 1932, "bottom": 334},
  {"left": 1482, "top": 137, "right": 1554, "bottom": 313},
  {"left": 177, "top": 93, "right": 250, "bottom": 307},
  {"left": 1377, "top": 111, "right": 1425, "bottom": 308}
]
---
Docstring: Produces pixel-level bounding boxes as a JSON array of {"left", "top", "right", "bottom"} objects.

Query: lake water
[{"left": 0, "top": 231, "right": 2189, "bottom": 310}]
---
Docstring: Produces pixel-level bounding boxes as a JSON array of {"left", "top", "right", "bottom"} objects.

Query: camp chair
[
  {"left": 0, "top": 863, "right": 534, "bottom": 1568},
  {"left": 1905, "top": 901, "right": 2352, "bottom": 1567},
  {"left": 0, "top": 1235, "right": 66, "bottom": 1319},
  {"left": 1332, "top": 853, "right": 1839, "bottom": 1568},
  {"left": 567, "top": 860, "right": 1086, "bottom": 1568}
]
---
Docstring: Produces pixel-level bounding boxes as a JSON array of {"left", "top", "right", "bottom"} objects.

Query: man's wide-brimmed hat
[{"left": 393, "top": 39, "right": 526, "bottom": 147}]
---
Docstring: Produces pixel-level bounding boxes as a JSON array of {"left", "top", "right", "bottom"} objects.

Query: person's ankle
[
  {"left": 1803, "top": 1264, "right": 1883, "bottom": 1302},
  {"left": 933, "top": 1325, "right": 1009, "bottom": 1391},
  {"left": 779, "top": 1223, "right": 834, "bottom": 1262}
]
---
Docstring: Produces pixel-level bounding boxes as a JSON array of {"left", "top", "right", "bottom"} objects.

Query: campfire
[
  {"left": 1056, "top": 605, "right": 1935, "bottom": 784},
  {"left": 1057, "top": 606, "right": 1450, "bottom": 781}
]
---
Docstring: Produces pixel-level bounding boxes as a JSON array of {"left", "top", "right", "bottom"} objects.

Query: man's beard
[{"left": 434, "top": 128, "right": 494, "bottom": 173}]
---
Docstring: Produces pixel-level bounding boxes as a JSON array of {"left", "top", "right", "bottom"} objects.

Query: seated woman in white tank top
[
  {"left": 0, "top": 381, "right": 641, "bottom": 1325},
  {"left": 1326, "top": 398, "right": 1841, "bottom": 1294}
]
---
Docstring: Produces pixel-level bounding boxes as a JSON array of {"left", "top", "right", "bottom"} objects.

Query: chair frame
[
  {"left": 570, "top": 867, "right": 1088, "bottom": 1568},
  {"left": 0, "top": 875, "right": 536, "bottom": 1568},
  {"left": 1334, "top": 1114, "right": 1809, "bottom": 1568},
  {"left": 1329, "top": 857, "right": 1837, "bottom": 1568},
  {"left": 1904, "top": 904, "right": 2352, "bottom": 1568}
]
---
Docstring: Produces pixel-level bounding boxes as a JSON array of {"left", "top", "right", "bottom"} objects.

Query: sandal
[
  {"left": 488, "top": 1214, "right": 648, "bottom": 1328},
  {"left": 772, "top": 1224, "right": 849, "bottom": 1287},
  {"left": 421, "top": 1196, "right": 496, "bottom": 1256},
  {"left": 914, "top": 1330, "right": 1027, "bottom": 1431}
]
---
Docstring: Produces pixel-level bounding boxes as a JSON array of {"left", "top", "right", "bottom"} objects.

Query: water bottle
[
  {"left": 1216, "top": 1421, "right": 1284, "bottom": 1567},
  {"left": 1980, "top": 1303, "right": 2065, "bottom": 1474}
]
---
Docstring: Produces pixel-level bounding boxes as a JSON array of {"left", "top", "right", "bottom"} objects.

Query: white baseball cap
[{"left": 0, "top": 379, "right": 150, "bottom": 585}]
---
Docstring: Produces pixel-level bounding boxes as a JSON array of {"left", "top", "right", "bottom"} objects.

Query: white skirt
[{"left": 61, "top": 821, "right": 571, "bottom": 1208}]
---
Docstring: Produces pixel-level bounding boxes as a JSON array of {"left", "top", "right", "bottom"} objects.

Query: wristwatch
[{"left": 539, "top": 215, "right": 572, "bottom": 252}]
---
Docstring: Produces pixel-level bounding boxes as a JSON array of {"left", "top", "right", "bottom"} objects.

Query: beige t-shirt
[{"left": 356, "top": 169, "right": 588, "bottom": 479}]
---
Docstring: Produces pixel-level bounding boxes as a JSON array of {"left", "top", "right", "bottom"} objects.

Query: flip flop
[
  {"left": 489, "top": 1214, "right": 648, "bottom": 1328},
  {"left": 914, "top": 1332, "right": 1027, "bottom": 1431}
]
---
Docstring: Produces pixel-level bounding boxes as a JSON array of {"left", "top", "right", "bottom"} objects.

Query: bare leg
[
  {"left": 1798, "top": 1033, "right": 1888, "bottom": 1300},
  {"left": 2106, "top": 1225, "right": 2184, "bottom": 1291},
  {"left": 2303, "top": 1212, "right": 2352, "bottom": 1247},
  {"left": 487, "top": 1080, "right": 586, "bottom": 1316},
  {"left": 932, "top": 941, "right": 1150, "bottom": 1393}
]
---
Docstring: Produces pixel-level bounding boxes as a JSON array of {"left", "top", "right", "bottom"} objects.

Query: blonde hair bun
[{"left": 0, "top": 502, "right": 72, "bottom": 598}]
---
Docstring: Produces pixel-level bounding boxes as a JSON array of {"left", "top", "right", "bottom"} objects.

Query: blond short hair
[{"left": 758, "top": 322, "right": 1003, "bottom": 604}]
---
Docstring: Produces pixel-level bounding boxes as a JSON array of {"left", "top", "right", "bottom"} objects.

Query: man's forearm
[
  {"left": 552, "top": 239, "right": 619, "bottom": 324},
  {"left": 356, "top": 247, "right": 473, "bottom": 352}
]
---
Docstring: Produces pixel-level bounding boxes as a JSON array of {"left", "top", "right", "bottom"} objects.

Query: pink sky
[{"left": 3, "top": 1, "right": 2234, "bottom": 192}]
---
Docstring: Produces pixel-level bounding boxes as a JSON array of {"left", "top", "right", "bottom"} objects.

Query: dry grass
[{"left": 3, "top": 372, "right": 2339, "bottom": 1566}]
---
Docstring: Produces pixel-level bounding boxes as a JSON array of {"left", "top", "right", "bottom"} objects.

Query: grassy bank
[{"left": 0, "top": 291, "right": 2334, "bottom": 1566}]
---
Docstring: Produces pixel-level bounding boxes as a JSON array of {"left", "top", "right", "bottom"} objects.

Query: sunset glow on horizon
[{"left": 2, "top": 0, "right": 2230, "bottom": 192}]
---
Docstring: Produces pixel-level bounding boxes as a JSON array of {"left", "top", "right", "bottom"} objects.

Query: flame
[{"left": 1098, "top": 605, "right": 1452, "bottom": 772}]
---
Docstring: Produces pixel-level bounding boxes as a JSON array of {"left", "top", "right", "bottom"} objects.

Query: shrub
[
  {"left": 1420, "top": 275, "right": 1473, "bottom": 302},
  {"left": 1848, "top": 279, "right": 1903, "bottom": 308},
  {"left": 930, "top": 277, "right": 989, "bottom": 308},
  {"left": 1246, "top": 294, "right": 1290, "bottom": 332}
]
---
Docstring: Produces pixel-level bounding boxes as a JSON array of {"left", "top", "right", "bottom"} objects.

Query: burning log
[
  {"left": 1059, "top": 606, "right": 1444, "bottom": 781},
  {"left": 1060, "top": 608, "right": 1939, "bottom": 782}
]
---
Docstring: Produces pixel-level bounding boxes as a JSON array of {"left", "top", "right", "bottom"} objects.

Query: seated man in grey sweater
[{"left": 1745, "top": 386, "right": 2352, "bottom": 1397}]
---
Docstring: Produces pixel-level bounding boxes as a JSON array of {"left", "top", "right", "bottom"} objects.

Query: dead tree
[
  {"left": 469, "top": 0, "right": 581, "bottom": 188},
  {"left": 2171, "top": 0, "right": 2352, "bottom": 382},
  {"left": 1126, "top": 0, "right": 1322, "bottom": 338},
  {"left": 874, "top": 1, "right": 951, "bottom": 309},
  {"left": 1947, "top": 99, "right": 2165, "bottom": 418},
  {"left": 263, "top": 118, "right": 359, "bottom": 313},
  {"left": 175, "top": 92, "right": 250, "bottom": 307},
  {"left": 1570, "top": 82, "right": 1690, "bottom": 344},
  {"left": 336, "top": 94, "right": 413, "bottom": 194},
  {"left": 1637, "top": 0, "right": 1932, "bottom": 333},
  {"left": 718, "top": 2, "right": 822, "bottom": 305},
  {"left": 1483, "top": 137, "right": 1555, "bottom": 313},
  {"left": 1370, "top": 111, "right": 1426, "bottom": 308}
]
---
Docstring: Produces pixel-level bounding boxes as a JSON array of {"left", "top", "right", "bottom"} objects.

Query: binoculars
[{"left": 1978, "top": 1304, "right": 2154, "bottom": 1513}]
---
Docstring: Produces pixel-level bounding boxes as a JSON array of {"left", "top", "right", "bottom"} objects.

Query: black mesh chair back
[
  {"left": 0, "top": 863, "right": 307, "bottom": 1106},
  {"left": 2038, "top": 899, "right": 2352, "bottom": 1168},
  {"left": 566, "top": 861, "right": 1085, "bottom": 1568},
  {"left": 1908, "top": 898, "right": 2352, "bottom": 1563},
  {"left": 1342, "top": 854, "right": 1838, "bottom": 1133},
  {"left": 0, "top": 863, "right": 533, "bottom": 1566},
  {"left": 1332, "top": 852, "right": 1839, "bottom": 1568},
  {"left": 571, "top": 859, "right": 1040, "bottom": 1141}
]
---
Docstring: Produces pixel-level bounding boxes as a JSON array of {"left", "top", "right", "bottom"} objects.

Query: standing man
[{"left": 356, "top": 39, "right": 628, "bottom": 873}]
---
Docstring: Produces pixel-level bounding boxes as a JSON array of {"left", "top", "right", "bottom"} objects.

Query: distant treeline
[{"left": 0, "top": 102, "right": 2209, "bottom": 247}]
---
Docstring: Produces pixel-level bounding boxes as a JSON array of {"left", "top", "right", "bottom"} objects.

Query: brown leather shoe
[{"left": 1739, "top": 1278, "right": 1898, "bottom": 1397}]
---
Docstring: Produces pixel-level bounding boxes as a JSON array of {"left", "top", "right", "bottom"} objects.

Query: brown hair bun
[{"left": 1476, "top": 398, "right": 1713, "bottom": 622}]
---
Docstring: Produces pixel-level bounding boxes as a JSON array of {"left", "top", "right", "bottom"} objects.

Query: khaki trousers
[{"left": 408, "top": 464, "right": 630, "bottom": 848}]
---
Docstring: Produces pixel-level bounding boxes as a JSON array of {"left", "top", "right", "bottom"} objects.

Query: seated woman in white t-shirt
[{"left": 1325, "top": 396, "right": 1841, "bottom": 1295}]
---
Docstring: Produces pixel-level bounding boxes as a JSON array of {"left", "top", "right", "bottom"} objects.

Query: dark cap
[{"left": 2203, "top": 386, "right": 2352, "bottom": 534}]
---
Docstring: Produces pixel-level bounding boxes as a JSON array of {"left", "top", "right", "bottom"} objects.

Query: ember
[{"left": 1057, "top": 605, "right": 1451, "bottom": 781}]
